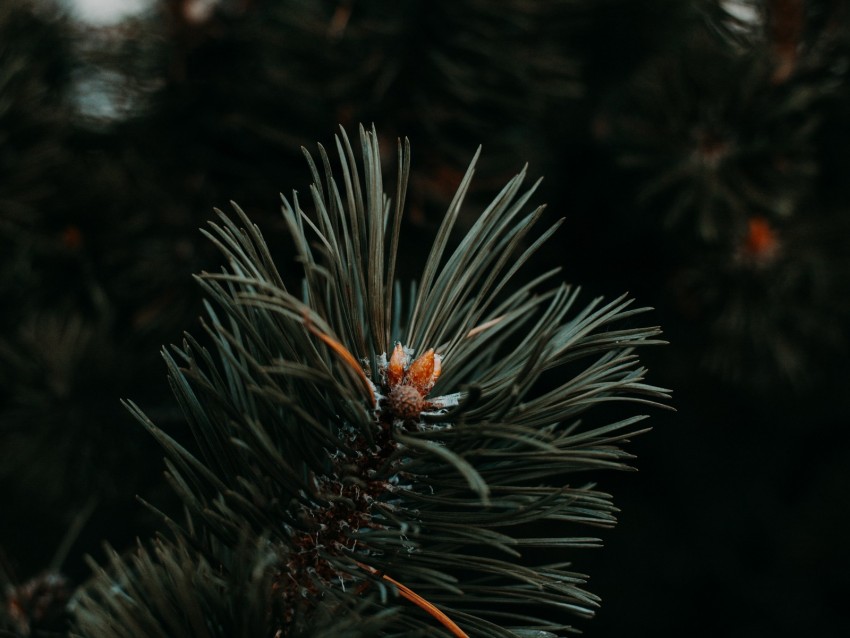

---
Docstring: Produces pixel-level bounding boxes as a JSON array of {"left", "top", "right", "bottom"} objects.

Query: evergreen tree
[{"left": 2, "top": 1, "right": 849, "bottom": 636}]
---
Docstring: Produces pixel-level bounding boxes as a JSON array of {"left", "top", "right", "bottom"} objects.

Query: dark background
[{"left": 2, "top": 0, "right": 849, "bottom": 636}]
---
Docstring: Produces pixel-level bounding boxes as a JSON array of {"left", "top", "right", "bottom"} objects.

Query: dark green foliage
[
  {"left": 3, "top": 1, "right": 850, "bottom": 637},
  {"left": 0, "top": 0, "right": 73, "bottom": 314},
  {"left": 70, "top": 126, "right": 667, "bottom": 636},
  {"left": 0, "top": 1, "right": 71, "bottom": 229},
  {"left": 592, "top": 0, "right": 850, "bottom": 388},
  {"left": 599, "top": 34, "right": 828, "bottom": 242}
]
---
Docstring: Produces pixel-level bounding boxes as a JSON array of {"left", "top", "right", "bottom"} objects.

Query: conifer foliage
[{"left": 70, "top": 126, "right": 667, "bottom": 637}]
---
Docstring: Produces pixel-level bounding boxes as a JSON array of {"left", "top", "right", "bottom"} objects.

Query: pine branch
[{"left": 72, "top": 125, "right": 668, "bottom": 637}]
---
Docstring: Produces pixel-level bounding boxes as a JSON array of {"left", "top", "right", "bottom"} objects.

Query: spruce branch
[{"left": 72, "top": 125, "right": 669, "bottom": 637}]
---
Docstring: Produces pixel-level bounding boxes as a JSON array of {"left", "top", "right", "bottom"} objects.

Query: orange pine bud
[
  {"left": 387, "top": 343, "right": 407, "bottom": 388},
  {"left": 743, "top": 217, "right": 779, "bottom": 258},
  {"left": 405, "top": 348, "right": 435, "bottom": 393}
]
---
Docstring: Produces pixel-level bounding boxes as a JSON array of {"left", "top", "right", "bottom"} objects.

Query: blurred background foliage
[{"left": 1, "top": 0, "right": 849, "bottom": 635}]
